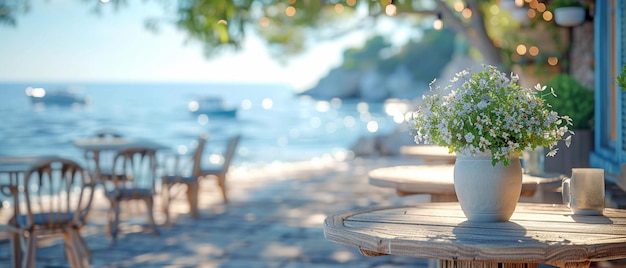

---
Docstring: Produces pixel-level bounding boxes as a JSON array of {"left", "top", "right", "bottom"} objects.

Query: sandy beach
[{"left": 0, "top": 155, "right": 434, "bottom": 267}]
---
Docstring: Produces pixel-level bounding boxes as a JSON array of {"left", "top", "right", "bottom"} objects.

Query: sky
[{"left": 0, "top": 0, "right": 374, "bottom": 92}]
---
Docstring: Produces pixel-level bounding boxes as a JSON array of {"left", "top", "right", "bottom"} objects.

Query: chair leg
[
  {"left": 62, "top": 230, "right": 81, "bottom": 268},
  {"left": 161, "top": 182, "right": 171, "bottom": 226},
  {"left": 144, "top": 196, "right": 159, "bottom": 235},
  {"left": 10, "top": 229, "right": 22, "bottom": 268},
  {"left": 109, "top": 200, "right": 121, "bottom": 244},
  {"left": 216, "top": 174, "right": 228, "bottom": 203},
  {"left": 22, "top": 232, "right": 37, "bottom": 268},
  {"left": 185, "top": 182, "right": 200, "bottom": 218},
  {"left": 74, "top": 228, "right": 92, "bottom": 264},
  {"left": 69, "top": 228, "right": 90, "bottom": 268}
]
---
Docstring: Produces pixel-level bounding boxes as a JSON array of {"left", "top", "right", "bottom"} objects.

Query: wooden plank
[{"left": 324, "top": 203, "right": 626, "bottom": 265}]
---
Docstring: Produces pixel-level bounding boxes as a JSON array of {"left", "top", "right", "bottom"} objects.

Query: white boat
[
  {"left": 25, "top": 87, "right": 88, "bottom": 106},
  {"left": 188, "top": 96, "right": 237, "bottom": 117}
]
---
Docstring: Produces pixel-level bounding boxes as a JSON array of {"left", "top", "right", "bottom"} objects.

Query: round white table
[{"left": 368, "top": 165, "right": 563, "bottom": 202}]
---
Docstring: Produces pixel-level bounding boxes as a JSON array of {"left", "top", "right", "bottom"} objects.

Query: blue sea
[{"left": 0, "top": 83, "right": 403, "bottom": 168}]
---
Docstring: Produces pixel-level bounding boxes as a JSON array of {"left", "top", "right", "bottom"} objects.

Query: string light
[
  {"left": 334, "top": 3, "right": 345, "bottom": 13},
  {"left": 462, "top": 7, "right": 472, "bottom": 19},
  {"left": 433, "top": 13, "right": 444, "bottom": 30},
  {"left": 515, "top": 0, "right": 524, "bottom": 7},
  {"left": 385, "top": 3, "right": 397, "bottom": 16},
  {"left": 285, "top": 6, "right": 296, "bottom": 16},
  {"left": 548, "top": 57, "right": 559, "bottom": 66}
]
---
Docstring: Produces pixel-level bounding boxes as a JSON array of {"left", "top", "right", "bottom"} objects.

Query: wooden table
[
  {"left": 0, "top": 155, "right": 57, "bottom": 174},
  {"left": 324, "top": 202, "right": 626, "bottom": 268},
  {"left": 399, "top": 145, "right": 456, "bottom": 164},
  {"left": 73, "top": 137, "right": 168, "bottom": 180},
  {"left": 368, "top": 165, "right": 563, "bottom": 202},
  {"left": 73, "top": 137, "right": 168, "bottom": 152}
]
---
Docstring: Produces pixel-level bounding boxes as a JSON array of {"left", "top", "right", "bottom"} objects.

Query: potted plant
[
  {"left": 409, "top": 65, "right": 573, "bottom": 222},
  {"left": 540, "top": 73, "right": 594, "bottom": 175},
  {"left": 551, "top": 0, "right": 586, "bottom": 27}
]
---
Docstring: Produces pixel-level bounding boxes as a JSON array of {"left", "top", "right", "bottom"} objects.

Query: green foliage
[
  {"left": 342, "top": 36, "right": 391, "bottom": 70},
  {"left": 342, "top": 29, "right": 455, "bottom": 85},
  {"left": 541, "top": 74, "right": 594, "bottom": 129},
  {"left": 618, "top": 64, "right": 626, "bottom": 91},
  {"left": 395, "top": 28, "right": 455, "bottom": 83},
  {"left": 549, "top": 0, "right": 584, "bottom": 8},
  {"left": 0, "top": 0, "right": 30, "bottom": 26}
]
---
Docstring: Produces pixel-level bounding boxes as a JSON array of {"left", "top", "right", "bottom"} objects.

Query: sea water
[{"left": 0, "top": 82, "right": 402, "bottom": 168}]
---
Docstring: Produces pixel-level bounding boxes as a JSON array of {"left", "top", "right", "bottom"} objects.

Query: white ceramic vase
[{"left": 453, "top": 151, "right": 522, "bottom": 222}]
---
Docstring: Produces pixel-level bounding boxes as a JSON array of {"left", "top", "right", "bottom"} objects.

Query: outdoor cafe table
[
  {"left": 323, "top": 202, "right": 626, "bottom": 268},
  {"left": 399, "top": 145, "right": 456, "bottom": 164},
  {"left": 72, "top": 137, "right": 169, "bottom": 180},
  {"left": 368, "top": 165, "right": 563, "bottom": 202}
]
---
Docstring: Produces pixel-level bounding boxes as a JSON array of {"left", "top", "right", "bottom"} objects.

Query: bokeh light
[
  {"left": 528, "top": 46, "right": 539, "bottom": 56},
  {"left": 316, "top": 101, "right": 330, "bottom": 112},
  {"left": 197, "top": 114, "right": 209, "bottom": 125},
  {"left": 260, "top": 17, "right": 270, "bottom": 27},
  {"left": 356, "top": 102, "right": 369, "bottom": 113},
  {"left": 462, "top": 8, "right": 472, "bottom": 19},
  {"left": 241, "top": 99, "right": 252, "bottom": 110},
  {"left": 285, "top": 6, "right": 296, "bottom": 17},
  {"left": 548, "top": 57, "right": 559, "bottom": 66},
  {"left": 343, "top": 116, "right": 356, "bottom": 127},
  {"left": 489, "top": 5, "right": 500, "bottom": 15},
  {"left": 262, "top": 98, "right": 273, "bottom": 109},
  {"left": 516, "top": 44, "right": 527, "bottom": 55},
  {"left": 454, "top": 1, "right": 464, "bottom": 12},
  {"left": 536, "top": 3, "right": 546, "bottom": 12},
  {"left": 366, "top": 121, "right": 379, "bottom": 133},
  {"left": 334, "top": 4, "right": 344, "bottom": 13},
  {"left": 433, "top": 18, "right": 443, "bottom": 30},
  {"left": 543, "top": 11, "right": 553, "bottom": 21},
  {"left": 385, "top": 4, "right": 397, "bottom": 16}
]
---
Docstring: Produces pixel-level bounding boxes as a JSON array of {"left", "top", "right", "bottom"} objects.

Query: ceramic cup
[{"left": 562, "top": 168, "right": 605, "bottom": 216}]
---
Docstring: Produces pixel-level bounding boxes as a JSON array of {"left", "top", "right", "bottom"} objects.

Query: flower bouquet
[{"left": 409, "top": 65, "right": 573, "bottom": 166}]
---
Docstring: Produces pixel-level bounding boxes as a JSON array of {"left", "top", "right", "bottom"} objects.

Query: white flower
[
  {"left": 534, "top": 83, "right": 546, "bottom": 92},
  {"left": 409, "top": 64, "right": 573, "bottom": 166}
]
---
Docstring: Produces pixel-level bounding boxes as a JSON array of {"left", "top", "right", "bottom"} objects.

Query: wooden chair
[
  {"left": 105, "top": 147, "right": 158, "bottom": 244},
  {"left": 199, "top": 135, "right": 241, "bottom": 203},
  {"left": 9, "top": 158, "right": 96, "bottom": 268},
  {"left": 82, "top": 130, "right": 125, "bottom": 183},
  {"left": 161, "top": 136, "right": 208, "bottom": 223}
]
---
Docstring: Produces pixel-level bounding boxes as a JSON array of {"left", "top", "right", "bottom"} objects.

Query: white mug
[{"left": 562, "top": 168, "right": 605, "bottom": 216}]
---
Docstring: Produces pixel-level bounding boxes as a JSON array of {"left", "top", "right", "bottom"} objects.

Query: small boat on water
[
  {"left": 188, "top": 96, "right": 237, "bottom": 117},
  {"left": 25, "top": 87, "right": 88, "bottom": 106}
]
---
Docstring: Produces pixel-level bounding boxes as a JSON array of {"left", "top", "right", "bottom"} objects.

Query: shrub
[{"left": 541, "top": 74, "right": 594, "bottom": 129}]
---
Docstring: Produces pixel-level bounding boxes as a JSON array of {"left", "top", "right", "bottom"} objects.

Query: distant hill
[{"left": 301, "top": 28, "right": 456, "bottom": 102}]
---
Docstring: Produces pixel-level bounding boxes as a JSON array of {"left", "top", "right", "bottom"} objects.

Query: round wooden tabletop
[
  {"left": 368, "top": 165, "right": 563, "bottom": 199},
  {"left": 399, "top": 145, "right": 456, "bottom": 164},
  {"left": 324, "top": 202, "right": 626, "bottom": 268}
]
